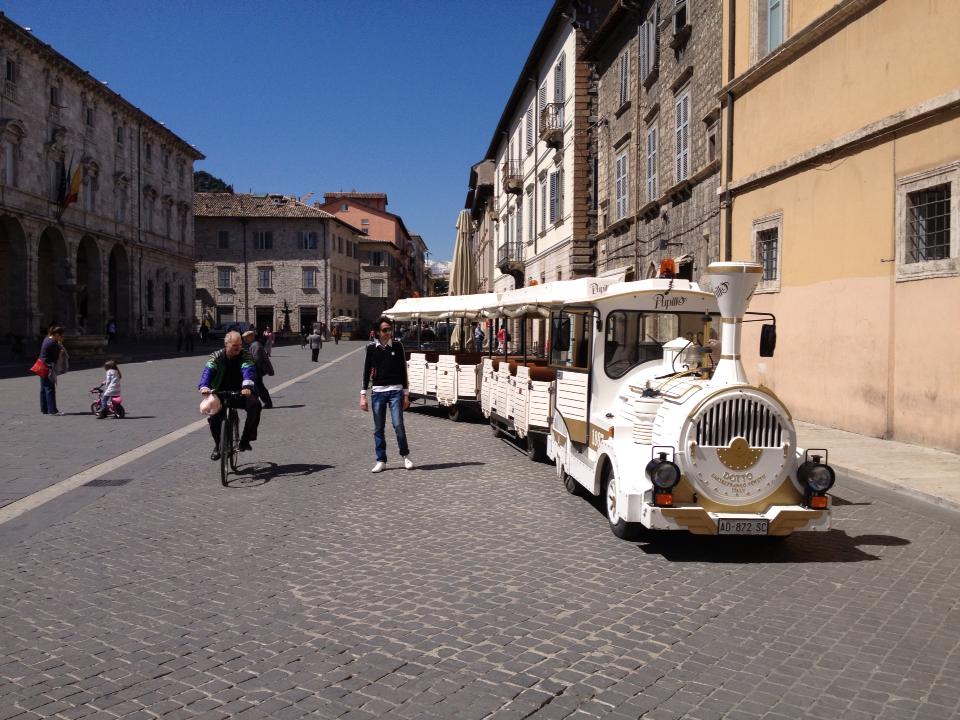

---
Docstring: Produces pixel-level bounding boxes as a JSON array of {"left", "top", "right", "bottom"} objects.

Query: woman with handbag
[{"left": 37, "top": 326, "right": 65, "bottom": 415}]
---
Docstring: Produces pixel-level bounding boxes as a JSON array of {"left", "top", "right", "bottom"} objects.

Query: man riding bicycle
[{"left": 198, "top": 331, "right": 261, "bottom": 460}]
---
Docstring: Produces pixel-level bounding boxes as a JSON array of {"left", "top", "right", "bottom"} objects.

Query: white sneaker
[
  {"left": 403, "top": 456, "right": 414, "bottom": 470},
  {"left": 371, "top": 461, "right": 385, "bottom": 473}
]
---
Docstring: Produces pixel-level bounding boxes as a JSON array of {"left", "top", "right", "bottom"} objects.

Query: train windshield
[{"left": 604, "top": 310, "right": 710, "bottom": 379}]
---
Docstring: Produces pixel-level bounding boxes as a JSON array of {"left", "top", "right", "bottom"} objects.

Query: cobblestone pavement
[{"left": 1, "top": 344, "right": 959, "bottom": 719}]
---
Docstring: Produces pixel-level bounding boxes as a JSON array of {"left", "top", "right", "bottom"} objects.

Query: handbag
[{"left": 30, "top": 358, "right": 49, "bottom": 378}]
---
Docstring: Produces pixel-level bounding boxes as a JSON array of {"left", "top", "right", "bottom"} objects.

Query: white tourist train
[{"left": 385, "top": 261, "right": 836, "bottom": 539}]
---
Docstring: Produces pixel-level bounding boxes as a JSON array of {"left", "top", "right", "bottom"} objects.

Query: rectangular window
[
  {"left": 258, "top": 267, "right": 272, "bottom": 289},
  {"left": 83, "top": 175, "right": 95, "bottom": 212},
  {"left": 299, "top": 231, "right": 317, "bottom": 249},
  {"left": 907, "top": 185, "right": 951, "bottom": 263},
  {"left": 302, "top": 268, "right": 316, "bottom": 289},
  {"left": 5, "top": 58, "right": 16, "bottom": 85},
  {"left": 2, "top": 138, "right": 15, "bottom": 187},
  {"left": 85, "top": 107, "right": 95, "bottom": 128},
  {"left": 752, "top": 212, "right": 783, "bottom": 292},
  {"left": 254, "top": 231, "right": 273, "bottom": 250},
  {"left": 896, "top": 164, "right": 959, "bottom": 281},
  {"left": 147, "top": 280, "right": 155, "bottom": 312},
  {"left": 145, "top": 143, "right": 152, "bottom": 163},
  {"left": 618, "top": 50, "right": 629, "bottom": 107},
  {"left": 647, "top": 123, "right": 658, "bottom": 201},
  {"left": 757, "top": 229, "right": 778, "bottom": 281},
  {"left": 615, "top": 153, "right": 629, "bottom": 221},
  {"left": 338, "top": 236, "right": 343, "bottom": 254},
  {"left": 116, "top": 125, "right": 124, "bottom": 145},
  {"left": 218, "top": 230, "right": 229, "bottom": 249},
  {"left": 179, "top": 285, "right": 186, "bottom": 315},
  {"left": 346, "top": 277, "right": 353, "bottom": 294},
  {"left": 163, "top": 282, "right": 171, "bottom": 313},
  {"left": 675, "top": 91, "right": 690, "bottom": 182},
  {"left": 49, "top": 85, "right": 61, "bottom": 106},
  {"left": 217, "top": 268, "right": 232, "bottom": 289},
  {"left": 371, "top": 279, "right": 386, "bottom": 298},
  {"left": 768, "top": 0, "right": 784, "bottom": 53}
]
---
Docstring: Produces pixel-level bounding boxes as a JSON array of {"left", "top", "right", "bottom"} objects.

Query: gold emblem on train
[{"left": 716, "top": 437, "right": 762, "bottom": 471}]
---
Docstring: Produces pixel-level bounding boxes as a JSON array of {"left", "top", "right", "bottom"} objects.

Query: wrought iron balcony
[
  {"left": 497, "top": 241, "right": 524, "bottom": 284},
  {"left": 539, "top": 103, "right": 565, "bottom": 147},
  {"left": 500, "top": 160, "right": 523, "bottom": 194}
]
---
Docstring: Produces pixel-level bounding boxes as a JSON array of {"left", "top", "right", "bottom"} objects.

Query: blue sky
[{"left": 3, "top": 0, "right": 553, "bottom": 261}]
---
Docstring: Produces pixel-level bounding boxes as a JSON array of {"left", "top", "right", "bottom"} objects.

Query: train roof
[
  {"left": 484, "top": 272, "right": 628, "bottom": 317},
  {"left": 384, "top": 293, "right": 499, "bottom": 320},
  {"left": 563, "top": 278, "right": 719, "bottom": 314}
]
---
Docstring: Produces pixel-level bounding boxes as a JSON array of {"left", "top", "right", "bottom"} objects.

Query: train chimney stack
[{"left": 704, "top": 262, "right": 762, "bottom": 385}]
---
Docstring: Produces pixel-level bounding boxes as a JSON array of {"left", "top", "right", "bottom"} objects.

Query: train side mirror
[{"left": 760, "top": 324, "right": 777, "bottom": 357}]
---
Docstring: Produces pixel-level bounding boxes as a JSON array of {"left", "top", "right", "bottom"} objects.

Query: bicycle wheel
[
  {"left": 228, "top": 408, "right": 240, "bottom": 471},
  {"left": 220, "top": 415, "right": 231, "bottom": 486}
]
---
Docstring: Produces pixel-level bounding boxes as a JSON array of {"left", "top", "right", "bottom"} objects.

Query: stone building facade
[
  {"left": 584, "top": 0, "right": 723, "bottom": 281},
  {"left": 465, "top": 160, "right": 496, "bottom": 293},
  {"left": 193, "top": 193, "right": 361, "bottom": 335},
  {"left": 0, "top": 14, "right": 203, "bottom": 344}
]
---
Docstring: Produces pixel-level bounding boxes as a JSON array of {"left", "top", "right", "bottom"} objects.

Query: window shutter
[
  {"left": 675, "top": 92, "right": 689, "bottom": 182},
  {"left": 538, "top": 85, "right": 546, "bottom": 130},
  {"left": 647, "top": 125, "right": 658, "bottom": 201},
  {"left": 640, "top": 23, "right": 649, "bottom": 80},
  {"left": 554, "top": 53, "right": 565, "bottom": 104},
  {"left": 525, "top": 107, "right": 533, "bottom": 151},
  {"left": 540, "top": 178, "right": 547, "bottom": 229},
  {"left": 619, "top": 52, "right": 629, "bottom": 106}
]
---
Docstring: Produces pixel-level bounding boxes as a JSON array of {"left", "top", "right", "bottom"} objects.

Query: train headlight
[
  {"left": 798, "top": 452, "right": 835, "bottom": 495},
  {"left": 646, "top": 452, "right": 681, "bottom": 490}
]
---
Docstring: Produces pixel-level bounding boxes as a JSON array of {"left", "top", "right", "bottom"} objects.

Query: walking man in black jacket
[
  {"left": 242, "top": 330, "right": 274, "bottom": 408},
  {"left": 360, "top": 316, "right": 414, "bottom": 473}
]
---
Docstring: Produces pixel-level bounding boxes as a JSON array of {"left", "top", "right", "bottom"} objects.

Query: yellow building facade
[{"left": 721, "top": 0, "right": 960, "bottom": 451}]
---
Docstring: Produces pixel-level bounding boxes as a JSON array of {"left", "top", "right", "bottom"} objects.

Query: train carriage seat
[{"left": 527, "top": 365, "right": 556, "bottom": 382}]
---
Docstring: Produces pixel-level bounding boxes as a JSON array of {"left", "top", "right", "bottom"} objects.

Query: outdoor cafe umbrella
[{"left": 447, "top": 209, "right": 477, "bottom": 349}]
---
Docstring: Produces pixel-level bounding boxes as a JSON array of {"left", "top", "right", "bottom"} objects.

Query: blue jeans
[
  {"left": 371, "top": 390, "right": 409, "bottom": 462},
  {"left": 40, "top": 375, "right": 58, "bottom": 414}
]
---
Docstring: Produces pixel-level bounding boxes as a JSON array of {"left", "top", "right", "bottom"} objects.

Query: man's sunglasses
[{"left": 379, "top": 327, "right": 393, "bottom": 333}]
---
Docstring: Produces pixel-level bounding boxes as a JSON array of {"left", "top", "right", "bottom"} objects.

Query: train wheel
[
  {"left": 561, "top": 467, "right": 581, "bottom": 496},
  {"left": 603, "top": 465, "right": 639, "bottom": 540},
  {"left": 526, "top": 437, "right": 544, "bottom": 462},
  {"left": 447, "top": 404, "right": 461, "bottom": 422}
]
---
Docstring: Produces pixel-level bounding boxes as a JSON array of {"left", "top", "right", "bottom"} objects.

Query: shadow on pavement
[
  {"left": 227, "top": 461, "right": 333, "bottom": 487},
  {"left": 830, "top": 494, "right": 873, "bottom": 507},
  {"left": 411, "top": 461, "right": 485, "bottom": 471},
  {"left": 264, "top": 404, "right": 306, "bottom": 409},
  {"left": 578, "top": 493, "right": 906, "bottom": 562}
]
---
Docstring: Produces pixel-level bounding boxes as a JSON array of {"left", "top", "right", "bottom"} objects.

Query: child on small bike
[{"left": 96, "top": 360, "right": 122, "bottom": 418}]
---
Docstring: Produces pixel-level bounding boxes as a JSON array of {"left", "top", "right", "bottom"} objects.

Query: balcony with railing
[
  {"left": 500, "top": 160, "right": 523, "bottom": 194},
  {"left": 539, "top": 103, "right": 564, "bottom": 147},
  {"left": 497, "top": 240, "right": 524, "bottom": 285}
]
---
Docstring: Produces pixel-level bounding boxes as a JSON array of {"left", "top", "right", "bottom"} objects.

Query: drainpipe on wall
[{"left": 722, "top": 0, "right": 736, "bottom": 262}]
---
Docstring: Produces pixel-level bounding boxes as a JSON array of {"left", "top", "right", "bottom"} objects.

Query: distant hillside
[{"left": 194, "top": 171, "right": 233, "bottom": 193}]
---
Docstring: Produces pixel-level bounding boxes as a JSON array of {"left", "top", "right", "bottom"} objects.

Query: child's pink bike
[{"left": 90, "top": 386, "right": 126, "bottom": 418}]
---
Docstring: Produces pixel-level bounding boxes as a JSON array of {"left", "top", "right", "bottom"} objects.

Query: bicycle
[
  {"left": 89, "top": 385, "right": 126, "bottom": 418},
  {"left": 215, "top": 390, "right": 243, "bottom": 486}
]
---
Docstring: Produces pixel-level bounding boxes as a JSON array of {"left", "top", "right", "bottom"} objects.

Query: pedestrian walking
[
  {"left": 200, "top": 318, "right": 209, "bottom": 344},
  {"left": 37, "top": 326, "right": 65, "bottom": 415},
  {"left": 359, "top": 316, "right": 414, "bottom": 473},
  {"left": 263, "top": 326, "right": 274, "bottom": 356},
  {"left": 307, "top": 329, "right": 322, "bottom": 362},
  {"left": 300, "top": 329, "right": 308, "bottom": 349},
  {"left": 332, "top": 325, "right": 341, "bottom": 345},
  {"left": 473, "top": 322, "right": 485, "bottom": 351},
  {"left": 184, "top": 319, "right": 195, "bottom": 353},
  {"left": 242, "top": 330, "right": 274, "bottom": 408},
  {"left": 105, "top": 318, "right": 117, "bottom": 345}
]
